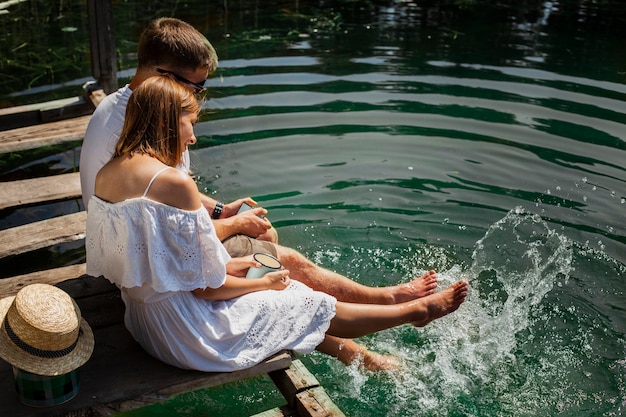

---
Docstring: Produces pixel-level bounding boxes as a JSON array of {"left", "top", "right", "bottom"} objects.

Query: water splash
[
  {"left": 469, "top": 206, "right": 573, "bottom": 338},
  {"left": 416, "top": 208, "right": 571, "bottom": 415},
  {"left": 315, "top": 207, "right": 584, "bottom": 416}
]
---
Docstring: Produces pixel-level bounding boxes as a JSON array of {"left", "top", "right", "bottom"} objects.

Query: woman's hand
[
  {"left": 193, "top": 268, "right": 291, "bottom": 301},
  {"left": 226, "top": 256, "right": 291, "bottom": 289},
  {"left": 226, "top": 255, "right": 257, "bottom": 277},
  {"left": 262, "top": 269, "right": 291, "bottom": 290}
]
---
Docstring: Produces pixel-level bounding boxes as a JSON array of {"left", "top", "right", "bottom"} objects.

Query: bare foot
[
  {"left": 391, "top": 270, "right": 439, "bottom": 304},
  {"left": 361, "top": 351, "right": 401, "bottom": 372},
  {"left": 319, "top": 337, "right": 400, "bottom": 371},
  {"left": 411, "top": 280, "right": 469, "bottom": 327}
]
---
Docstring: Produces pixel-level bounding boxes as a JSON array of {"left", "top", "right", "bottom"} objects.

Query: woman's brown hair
[{"left": 115, "top": 76, "right": 200, "bottom": 167}]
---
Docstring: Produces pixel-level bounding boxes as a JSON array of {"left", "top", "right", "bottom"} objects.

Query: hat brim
[{"left": 0, "top": 295, "right": 95, "bottom": 376}]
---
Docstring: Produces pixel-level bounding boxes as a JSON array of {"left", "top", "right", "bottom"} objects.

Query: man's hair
[
  {"left": 137, "top": 17, "right": 218, "bottom": 74},
  {"left": 115, "top": 76, "right": 200, "bottom": 167}
]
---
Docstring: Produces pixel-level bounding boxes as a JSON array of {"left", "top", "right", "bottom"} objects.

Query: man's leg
[
  {"left": 222, "top": 235, "right": 438, "bottom": 304},
  {"left": 274, "top": 245, "right": 438, "bottom": 304}
]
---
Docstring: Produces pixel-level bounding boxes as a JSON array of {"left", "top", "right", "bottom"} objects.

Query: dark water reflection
[{"left": 1, "top": 1, "right": 625, "bottom": 416}]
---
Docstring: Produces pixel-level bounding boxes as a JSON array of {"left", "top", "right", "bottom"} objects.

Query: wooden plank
[
  {"left": 0, "top": 114, "right": 90, "bottom": 153},
  {"left": 270, "top": 357, "right": 320, "bottom": 409},
  {"left": 295, "top": 387, "right": 346, "bottom": 417},
  {"left": 0, "top": 273, "right": 121, "bottom": 327},
  {"left": 56, "top": 273, "right": 117, "bottom": 300},
  {"left": 156, "top": 351, "right": 293, "bottom": 398},
  {"left": 0, "top": 97, "right": 80, "bottom": 116},
  {"left": 270, "top": 359, "right": 346, "bottom": 416},
  {"left": 0, "top": 211, "right": 87, "bottom": 258},
  {"left": 60, "top": 277, "right": 123, "bottom": 329},
  {"left": 0, "top": 172, "right": 81, "bottom": 210},
  {"left": 0, "top": 263, "right": 86, "bottom": 298},
  {"left": 0, "top": 98, "right": 91, "bottom": 132}
]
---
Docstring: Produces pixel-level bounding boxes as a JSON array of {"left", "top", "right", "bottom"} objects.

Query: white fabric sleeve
[{"left": 86, "top": 197, "right": 230, "bottom": 292}]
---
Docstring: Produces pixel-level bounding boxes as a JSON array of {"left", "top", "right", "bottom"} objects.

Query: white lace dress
[{"left": 86, "top": 192, "right": 336, "bottom": 372}]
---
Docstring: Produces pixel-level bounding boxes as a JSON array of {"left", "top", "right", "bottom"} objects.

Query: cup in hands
[{"left": 246, "top": 253, "right": 282, "bottom": 279}]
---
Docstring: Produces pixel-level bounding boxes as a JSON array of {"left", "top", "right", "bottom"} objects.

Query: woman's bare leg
[
  {"left": 326, "top": 281, "right": 469, "bottom": 338},
  {"left": 316, "top": 335, "right": 400, "bottom": 371}
]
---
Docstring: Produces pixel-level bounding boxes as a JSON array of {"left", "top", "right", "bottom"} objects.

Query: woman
[{"left": 86, "top": 76, "right": 469, "bottom": 372}]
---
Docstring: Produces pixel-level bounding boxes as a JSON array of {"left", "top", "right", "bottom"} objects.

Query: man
[{"left": 80, "top": 18, "right": 445, "bottom": 370}]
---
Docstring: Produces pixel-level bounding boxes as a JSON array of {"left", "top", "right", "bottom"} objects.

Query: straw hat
[{"left": 0, "top": 284, "right": 94, "bottom": 376}]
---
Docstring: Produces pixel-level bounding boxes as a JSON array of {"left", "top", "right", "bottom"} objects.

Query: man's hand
[
  {"left": 222, "top": 198, "right": 257, "bottom": 217},
  {"left": 231, "top": 208, "right": 272, "bottom": 237},
  {"left": 201, "top": 195, "right": 278, "bottom": 242},
  {"left": 212, "top": 206, "right": 273, "bottom": 241}
]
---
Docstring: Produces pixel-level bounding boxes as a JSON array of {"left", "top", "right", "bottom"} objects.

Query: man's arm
[
  {"left": 198, "top": 191, "right": 273, "bottom": 241},
  {"left": 198, "top": 192, "right": 219, "bottom": 213}
]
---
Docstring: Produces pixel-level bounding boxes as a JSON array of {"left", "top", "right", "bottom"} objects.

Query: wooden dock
[{"left": 0, "top": 100, "right": 346, "bottom": 416}]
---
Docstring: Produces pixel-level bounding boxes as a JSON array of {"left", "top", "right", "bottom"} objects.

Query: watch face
[{"left": 212, "top": 202, "right": 224, "bottom": 219}]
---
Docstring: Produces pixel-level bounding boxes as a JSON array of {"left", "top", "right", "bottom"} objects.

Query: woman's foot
[
  {"left": 360, "top": 350, "right": 401, "bottom": 371},
  {"left": 391, "top": 270, "right": 439, "bottom": 303},
  {"left": 411, "top": 280, "right": 469, "bottom": 327},
  {"left": 318, "top": 337, "right": 400, "bottom": 371}
]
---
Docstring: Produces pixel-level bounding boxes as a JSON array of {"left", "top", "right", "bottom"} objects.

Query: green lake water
[{"left": 1, "top": 1, "right": 625, "bottom": 416}]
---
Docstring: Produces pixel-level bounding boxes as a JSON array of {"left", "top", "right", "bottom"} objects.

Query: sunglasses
[{"left": 156, "top": 68, "right": 208, "bottom": 94}]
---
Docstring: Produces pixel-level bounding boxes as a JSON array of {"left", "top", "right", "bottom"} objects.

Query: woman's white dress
[{"left": 85, "top": 178, "right": 336, "bottom": 372}]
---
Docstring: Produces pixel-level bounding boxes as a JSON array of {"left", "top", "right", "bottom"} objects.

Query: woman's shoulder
[
  {"left": 148, "top": 168, "right": 201, "bottom": 211},
  {"left": 96, "top": 156, "right": 201, "bottom": 211}
]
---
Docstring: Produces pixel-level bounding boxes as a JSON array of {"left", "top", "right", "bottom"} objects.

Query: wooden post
[
  {"left": 86, "top": 0, "right": 118, "bottom": 94},
  {"left": 270, "top": 358, "right": 346, "bottom": 417}
]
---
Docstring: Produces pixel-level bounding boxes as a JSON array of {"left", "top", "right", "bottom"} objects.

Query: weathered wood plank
[
  {"left": 0, "top": 98, "right": 93, "bottom": 132},
  {"left": 270, "top": 357, "right": 320, "bottom": 409},
  {"left": 0, "top": 97, "right": 81, "bottom": 116},
  {"left": 0, "top": 114, "right": 90, "bottom": 153},
  {"left": 56, "top": 273, "right": 117, "bottom": 300},
  {"left": 0, "top": 171, "right": 81, "bottom": 210},
  {"left": 0, "top": 263, "right": 87, "bottom": 299},
  {"left": 295, "top": 387, "right": 346, "bottom": 417},
  {"left": 0, "top": 211, "right": 87, "bottom": 258},
  {"left": 59, "top": 277, "right": 123, "bottom": 329},
  {"left": 156, "top": 352, "right": 293, "bottom": 398},
  {"left": 271, "top": 359, "right": 345, "bottom": 417}
]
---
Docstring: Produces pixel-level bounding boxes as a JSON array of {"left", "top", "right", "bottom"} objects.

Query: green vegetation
[{"left": 1, "top": 0, "right": 624, "bottom": 105}]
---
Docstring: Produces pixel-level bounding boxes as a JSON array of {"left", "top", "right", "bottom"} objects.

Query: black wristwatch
[{"left": 212, "top": 201, "right": 224, "bottom": 219}]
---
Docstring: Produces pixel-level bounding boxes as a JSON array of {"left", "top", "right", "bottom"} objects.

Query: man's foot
[
  {"left": 411, "top": 280, "right": 469, "bottom": 327},
  {"left": 391, "top": 270, "right": 439, "bottom": 304}
]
